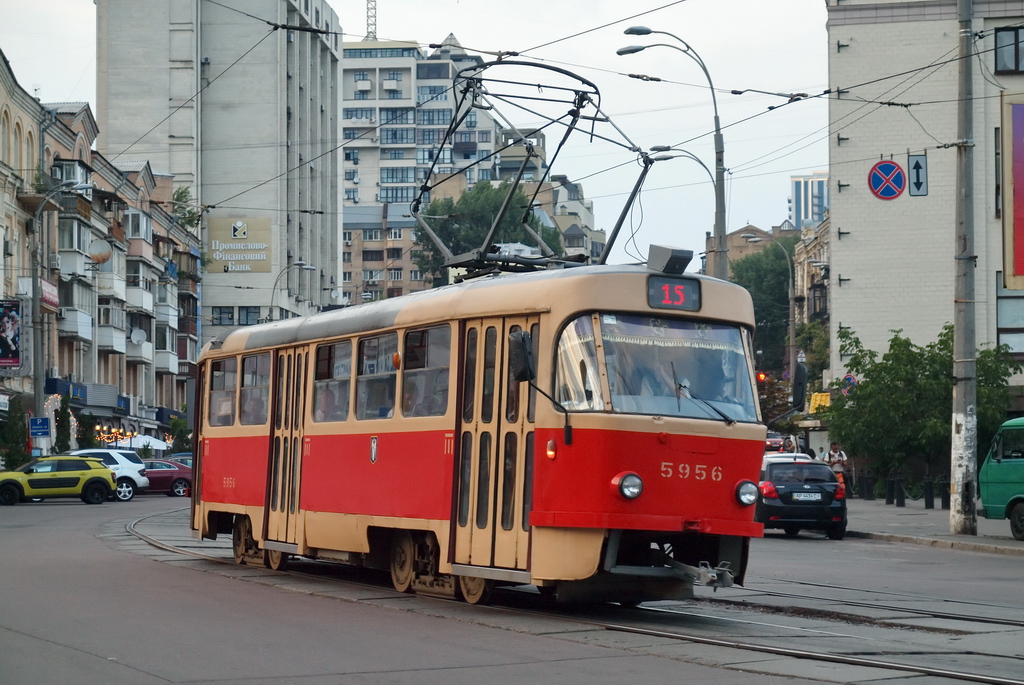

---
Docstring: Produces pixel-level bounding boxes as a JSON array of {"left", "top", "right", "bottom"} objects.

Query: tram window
[
  {"left": 500, "top": 432, "right": 517, "bottom": 531},
  {"left": 481, "top": 327, "right": 497, "bottom": 423},
  {"left": 554, "top": 315, "right": 603, "bottom": 411},
  {"left": 314, "top": 341, "right": 351, "bottom": 422},
  {"left": 522, "top": 432, "right": 534, "bottom": 532},
  {"left": 462, "top": 328, "right": 478, "bottom": 422},
  {"left": 275, "top": 355, "right": 287, "bottom": 430},
  {"left": 402, "top": 325, "right": 450, "bottom": 417},
  {"left": 505, "top": 325, "right": 522, "bottom": 422},
  {"left": 293, "top": 354, "right": 304, "bottom": 430},
  {"left": 239, "top": 353, "right": 271, "bottom": 425},
  {"left": 458, "top": 432, "right": 473, "bottom": 527},
  {"left": 208, "top": 358, "right": 237, "bottom": 426},
  {"left": 356, "top": 332, "right": 398, "bottom": 420},
  {"left": 527, "top": 323, "right": 539, "bottom": 423},
  {"left": 476, "top": 432, "right": 492, "bottom": 528}
]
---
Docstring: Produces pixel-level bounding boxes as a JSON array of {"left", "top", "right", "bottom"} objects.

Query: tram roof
[{"left": 207, "top": 264, "right": 752, "bottom": 354}]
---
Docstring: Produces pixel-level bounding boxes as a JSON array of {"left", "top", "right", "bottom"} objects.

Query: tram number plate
[
  {"left": 792, "top": 492, "right": 821, "bottom": 501},
  {"left": 660, "top": 462, "right": 723, "bottom": 481}
]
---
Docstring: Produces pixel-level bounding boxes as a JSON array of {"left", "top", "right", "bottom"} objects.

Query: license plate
[{"left": 792, "top": 492, "right": 821, "bottom": 501}]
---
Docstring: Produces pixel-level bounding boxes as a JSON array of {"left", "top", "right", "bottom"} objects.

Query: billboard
[
  {"left": 207, "top": 217, "right": 272, "bottom": 273},
  {"left": 0, "top": 299, "right": 22, "bottom": 368}
]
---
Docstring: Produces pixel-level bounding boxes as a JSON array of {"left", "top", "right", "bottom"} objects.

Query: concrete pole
[
  {"left": 951, "top": 0, "right": 977, "bottom": 535},
  {"left": 712, "top": 115, "right": 728, "bottom": 280}
]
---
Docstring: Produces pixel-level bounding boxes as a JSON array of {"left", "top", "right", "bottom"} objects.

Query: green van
[{"left": 979, "top": 417, "right": 1024, "bottom": 541}]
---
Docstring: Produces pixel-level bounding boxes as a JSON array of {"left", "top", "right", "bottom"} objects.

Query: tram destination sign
[{"left": 647, "top": 276, "right": 701, "bottom": 312}]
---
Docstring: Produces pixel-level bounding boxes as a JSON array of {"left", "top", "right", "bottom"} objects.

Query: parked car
[
  {"left": 756, "top": 456, "right": 847, "bottom": 539},
  {"left": 979, "top": 416, "right": 1024, "bottom": 540},
  {"left": 166, "top": 452, "right": 193, "bottom": 469},
  {"left": 142, "top": 459, "right": 192, "bottom": 497},
  {"left": 0, "top": 456, "right": 116, "bottom": 505},
  {"left": 69, "top": 448, "right": 150, "bottom": 502}
]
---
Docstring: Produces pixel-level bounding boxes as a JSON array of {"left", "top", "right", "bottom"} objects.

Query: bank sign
[{"left": 207, "top": 217, "right": 272, "bottom": 273}]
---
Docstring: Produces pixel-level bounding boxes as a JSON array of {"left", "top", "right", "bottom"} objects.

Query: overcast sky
[{"left": 1, "top": 0, "right": 829, "bottom": 266}]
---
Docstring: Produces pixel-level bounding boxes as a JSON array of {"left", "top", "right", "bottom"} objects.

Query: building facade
[
  {"left": 825, "top": 0, "right": 1021, "bottom": 393},
  {"left": 96, "top": 0, "right": 341, "bottom": 343},
  {"left": 789, "top": 171, "right": 829, "bottom": 230}
]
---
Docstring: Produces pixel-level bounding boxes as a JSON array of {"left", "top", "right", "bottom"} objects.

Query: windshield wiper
[{"left": 676, "top": 379, "right": 736, "bottom": 426}]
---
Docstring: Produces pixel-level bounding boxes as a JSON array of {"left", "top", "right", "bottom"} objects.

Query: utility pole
[{"left": 951, "top": 0, "right": 977, "bottom": 535}]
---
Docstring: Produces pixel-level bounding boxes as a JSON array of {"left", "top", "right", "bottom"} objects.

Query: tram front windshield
[{"left": 555, "top": 312, "right": 758, "bottom": 423}]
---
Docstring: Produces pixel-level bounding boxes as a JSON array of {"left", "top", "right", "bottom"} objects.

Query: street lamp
[
  {"left": 741, "top": 233, "right": 795, "bottom": 385},
  {"left": 619, "top": 26, "right": 727, "bottom": 280},
  {"left": 268, "top": 260, "right": 317, "bottom": 322},
  {"left": 32, "top": 180, "right": 90, "bottom": 419}
]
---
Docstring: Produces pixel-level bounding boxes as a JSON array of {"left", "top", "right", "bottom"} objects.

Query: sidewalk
[{"left": 846, "top": 496, "right": 1024, "bottom": 555}]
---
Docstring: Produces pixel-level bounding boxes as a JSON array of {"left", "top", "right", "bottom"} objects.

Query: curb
[{"left": 848, "top": 530, "right": 1024, "bottom": 556}]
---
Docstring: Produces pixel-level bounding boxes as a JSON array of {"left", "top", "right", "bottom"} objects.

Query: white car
[{"left": 69, "top": 449, "right": 150, "bottom": 501}]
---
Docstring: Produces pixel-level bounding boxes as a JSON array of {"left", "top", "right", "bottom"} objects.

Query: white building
[
  {"left": 789, "top": 171, "right": 829, "bottom": 230},
  {"left": 95, "top": 0, "right": 341, "bottom": 343},
  {"left": 826, "top": 0, "right": 1024, "bottom": 404}
]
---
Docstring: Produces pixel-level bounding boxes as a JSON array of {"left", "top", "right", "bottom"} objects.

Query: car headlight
[
  {"left": 613, "top": 472, "right": 643, "bottom": 500},
  {"left": 736, "top": 480, "right": 758, "bottom": 506}
]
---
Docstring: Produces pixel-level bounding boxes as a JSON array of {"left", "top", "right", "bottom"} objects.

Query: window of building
[
  {"left": 417, "top": 109, "right": 453, "bottom": 126},
  {"left": 464, "top": 169, "right": 475, "bottom": 183},
  {"left": 343, "top": 230, "right": 352, "bottom": 243},
  {"left": 343, "top": 107, "right": 375, "bottom": 119},
  {"left": 353, "top": 91, "right": 369, "bottom": 100},
  {"left": 363, "top": 250, "right": 384, "bottom": 262},
  {"left": 456, "top": 131, "right": 474, "bottom": 143},
  {"left": 238, "top": 306, "right": 260, "bottom": 325},
  {"left": 389, "top": 150, "right": 405, "bottom": 159},
  {"left": 342, "top": 271, "right": 352, "bottom": 282},
  {"left": 387, "top": 70, "right": 402, "bottom": 81},
  {"left": 998, "top": 272, "right": 1024, "bottom": 357},
  {"left": 363, "top": 229, "right": 382, "bottom": 241},
  {"left": 380, "top": 128, "right": 416, "bottom": 144},
  {"left": 387, "top": 90, "right": 403, "bottom": 100},
  {"left": 58, "top": 218, "right": 89, "bottom": 251},
  {"left": 155, "top": 324, "right": 176, "bottom": 351},
  {"left": 379, "top": 187, "right": 416, "bottom": 203},
  {"left": 356, "top": 332, "right": 398, "bottom": 419},
  {"left": 478, "top": 130, "right": 491, "bottom": 143},
  {"left": 344, "top": 47, "right": 420, "bottom": 59},
  {"left": 344, "top": 170, "right": 358, "bottom": 181},
  {"left": 387, "top": 287, "right": 403, "bottom": 298},
  {"left": 344, "top": 150, "right": 359, "bottom": 163},
  {"left": 565, "top": 235, "right": 586, "bottom": 248},
  {"left": 410, "top": 269, "right": 423, "bottom": 281},
  {"left": 417, "top": 128, "right": 445, "bottom": 145},
  {"left": 996, "top": 127, "right": 1003, "bottom": 219},
  {"left": 363, "top": 269, "right": 383, "bottom": 283},
  {"left": 124, "top": 211, "right": 153, "bottom": 241},
  {"left": 387, "top": 247, "right": 403, "bottom": 259},
  {"left": 388, "top": 228, "right": 403, "bottom": 241},
  {"left": 388, "top": 268, "right": 403, "bottom": 281},
  {"left": 343, "top": 251, "right": 352, "bottom": 263},
  {"left": 212, "top": 306, "right": 234, "bottom": 326},
  {"left": 417, "top": 85, "right": 448, "bottom": 103},
  {"left": 417, "top": 62, "right": 450, "bottom": 79},
  {"left": 345, "top": 189, "right": 359, "bottom": 201},
  {"left": 354, "top": 71, "right": 369, "bottom": 81},
  {"left": 997, "top": 28, "right": 1024, "bottom": 73},
  {"left": 466, "top": 111, "right": 477, "bottom": 128},
  {"left": 380, "top": 108, "right": 414, "bottom": 124},
  {"left": 313, "top": 340, "right": 351, "bottom": 422},
  {"left": 97, "top": 298, "right": 126, "bottom": 329},
  {"left": 380, "top": 167, "right": 415, "bottom": 183},
  {"left": 480, "top": 168, "right": 492, "bottom": 181},
  {"left": 343, "top": 129, "right": 359, "bottom": 139}
]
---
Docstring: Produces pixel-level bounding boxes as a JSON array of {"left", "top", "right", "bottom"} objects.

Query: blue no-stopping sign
[{"left": 868, "top": 160, "right": 906, "bottom": 200}]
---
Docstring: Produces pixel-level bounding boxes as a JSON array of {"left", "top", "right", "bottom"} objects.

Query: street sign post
[
  {"left": 29, "top": 417, "right": 50, "bottom": 438},
  {"left": 908, "top": 154, "right": 928, "bottom": 196}
]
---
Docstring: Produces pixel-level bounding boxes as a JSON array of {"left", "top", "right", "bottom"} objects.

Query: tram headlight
[
  {"left": 736, "top": 480, "right": 759, "bottom": 506},
  {"left": 613, "top": 472, "right": 643, "bottom": 500}
]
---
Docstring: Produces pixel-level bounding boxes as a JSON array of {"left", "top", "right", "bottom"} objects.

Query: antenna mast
[{"left": 364, "top": 0, "right": 377, "bottom": 40}]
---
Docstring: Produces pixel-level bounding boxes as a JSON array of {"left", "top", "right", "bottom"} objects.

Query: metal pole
[
  {"left": 712, "top": 114, "right": 727, "bottom": 280},
  {"left": 951, "top": 0, "right": 977, "bottom": 535}
]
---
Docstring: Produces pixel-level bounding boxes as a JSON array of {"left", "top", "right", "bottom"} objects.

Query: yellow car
[{"left": 0, "top": 456, "right": 117, "bottom": 505}]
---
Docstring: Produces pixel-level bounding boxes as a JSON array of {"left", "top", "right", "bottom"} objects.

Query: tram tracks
[{"left": 126, "top": 512, "right": 1024, "bottom": 685}]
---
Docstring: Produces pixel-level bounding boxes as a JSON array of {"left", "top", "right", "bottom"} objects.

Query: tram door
[
  {"left": 265, "top": 347, "right": 308, "bottom": 544},
  {"left": 454, "top": 316, "right": 538, "bottom": 570}
]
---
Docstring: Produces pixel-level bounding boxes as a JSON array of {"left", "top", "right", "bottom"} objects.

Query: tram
[{"left": 191, "top": 246, "right": 770, "bottom": 604}]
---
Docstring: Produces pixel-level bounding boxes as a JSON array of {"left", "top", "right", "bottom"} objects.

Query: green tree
[
  {"left": 172, "top": 186, "right": 202, "bottom": 232},
  {"left": 170, "top": 415, "right": 192, "bottom": 453},
  {"left": 730, "top": 236, "right": 796, "bottom": 374},
  {"left": 137, "top": 444, "right": 153, "bottom": 460},
  {"left": 413, "top": 182, "right": 563, "bottom": 286},
  {"left": 795, "top": 319, "right": 830, "bottom": 388},
  {"left": 826, "top": 325, "right": 1022, "bottom": 480},
  {"left": 54, "top": 394, "right": 72, "bottom": 454},
  {"left": 3, "top": 396, "right": 30, "bottom": 469},
  {"left": 74, "top": 411, "right": 98, "bottom": 449}
]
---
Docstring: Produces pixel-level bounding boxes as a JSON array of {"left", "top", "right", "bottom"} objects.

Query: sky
[{"left": 0, "top": 0, "right": 829, "bottom": 266}]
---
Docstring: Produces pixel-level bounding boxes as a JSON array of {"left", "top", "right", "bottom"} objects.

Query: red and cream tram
[{"left": 191, "top": 250, "right": 767, "bottom": 604}]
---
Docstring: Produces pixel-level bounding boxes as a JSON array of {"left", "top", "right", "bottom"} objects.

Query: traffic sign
[
  {"left": 908, "top": 154, "right": 928, "bottom": 196},
  {"left": 29, "top": 417, "right": 51, "bottom": 438},
  {"left": 868, "top": 160, "right": 906, "bottom": 200},
  {"left": 841, "top": 374, "right": 857, "bottom": 396}
]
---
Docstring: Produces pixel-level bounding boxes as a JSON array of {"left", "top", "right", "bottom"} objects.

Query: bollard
[
  {"left": 923, "top": 478, "right": 934, "bottom": 509},
  {"left": 864, "top": 472, "right": 875, "bottom": 500},
  {"left": 858, "top": 470, "right": 868, "bottom": 500},
  {"left": 895, "top": 475, "right": 906, "bottom": 507},
  {"left": 939, "top": 480, "right": 950, "bottom": 510},
  {"left": 885, "top": 475, "right": 896, "bottom": 504}
]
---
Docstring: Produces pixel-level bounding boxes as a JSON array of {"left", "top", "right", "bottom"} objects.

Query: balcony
[
  {"left": 127, "top": 279, "right": 155, "bottom": 312},
  {"left": 154, "top": 301, "right": 178, "bottom": 328},
  {"left": 96, "top": 272, "right": 127, "bottom": 300},
  {"left": 57, "top": 308, "right": 93, "bottom": 342},
  {"left": 177, "top": 277, "right": 198, "bottom": 297},
  {"left": 96, "top": 324, "right": 127, "bottom": 353},
  {"left": 155, "top": 349, "right": 178, "bottom": 375},
  {"left": 178, "top": 315, "right": 198, "bottom": 338},
  {"left": 127, "top": 339, "right": 154, "bottom": 365}
]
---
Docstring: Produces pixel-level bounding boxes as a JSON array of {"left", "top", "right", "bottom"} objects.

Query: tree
[
  {"left": 2, "top": 396, "right": 29, "bottom": 470},
  {"left": 795, "top": 319, "right": 830, "bottom": 387},
  {"left": 172, "top": 186, "right": 202, "bottom": 232},
  {"left": 54, "top": 394, "right": 72, "bottom": 454},
  {"left": 826, "top": 325, "right": 1022, "bottom": 481},
  {"left": 730, "top": 236, "right": 797, "bottom": 374},
  {"left": 74, "top": 411, "right": 98, "bottom": 449},
  {"left": 170, "top": 415, "right": 192, "bottom": 453},
  {"left": 758, "top": 373, "right": 797, "bottom": 432},
  {"left": 413, "top": 182, "right": 564, "bottom": 286}
]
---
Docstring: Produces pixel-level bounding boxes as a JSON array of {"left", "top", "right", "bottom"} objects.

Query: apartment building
[{"left": 96, "top": 0, "right": 340, "bottom": 342}]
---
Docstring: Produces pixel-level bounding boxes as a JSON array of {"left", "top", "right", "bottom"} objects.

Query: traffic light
[{"left": 756, "top": 371, "right": 767, "bottom": 384}]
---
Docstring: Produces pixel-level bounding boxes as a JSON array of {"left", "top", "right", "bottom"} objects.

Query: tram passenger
[
  {"left": 402, "top": 381, "right": 426, "bottom": 417},
  {"left": 315, "top": 385, "right": 340, "bottom": 422},
  {"left": 240, "top": 391, "right": 267, "bottom": 424}
]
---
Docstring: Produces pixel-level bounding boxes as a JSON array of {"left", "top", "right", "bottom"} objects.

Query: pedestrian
[
  {"left": 825, "top": 441, "right": 848, "bottom": 485},
  {"left": 818, "top": 446, "right": 826, "bottom": 461}
]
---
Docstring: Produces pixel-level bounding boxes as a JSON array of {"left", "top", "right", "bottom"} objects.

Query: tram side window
[
  {"left": 356, "top": 333, "right": 398, "bottom": 419},
  {"left": 314, "top": 340, "right": 352, "bottom": 422},
  {"left": 402, "top": 325, "right": 451, "bottom": 417},
  {"left": 462, "top": 328, "right": 478, "bottom": 422},
  {"left": 481, "top": 327, "right": 497, "bottom": 423},
  {"left": 208, "top": 358, "right": 237, "bottom": 426},
  {"left": 554, "top": 315, "right": 603, "bottom": 411},
  {"left": 239, "top": 353, "right": 271, "bottom": 425}
]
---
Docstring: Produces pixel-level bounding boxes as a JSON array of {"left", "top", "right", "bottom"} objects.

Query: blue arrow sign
[{"left": 29, "top": 417, "right": 50, "bottom": 438}]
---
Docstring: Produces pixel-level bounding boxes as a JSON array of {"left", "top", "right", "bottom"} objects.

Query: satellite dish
[
  {"left": 129, "top": 328, "right": 147, "bottom": 344},
  {"left": 87, "top": 239, "right": 112, "bottom": 265},
  {"left": 330, "top": 289, "right": 340, "bottom": 300}
]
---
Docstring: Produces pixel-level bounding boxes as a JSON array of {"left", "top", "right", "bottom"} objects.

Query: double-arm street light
[
  {"left": 32, "top": 179, "right": 91, "bottom": 418},
  {"left": 741, "top": 233, "right": 795, "bottom": 385},
  {"left": 618, "top": 26, "right": 727, "bottom": 280},
  {"left": 268, "top": 260, "right": 317, "bottom": 322}
]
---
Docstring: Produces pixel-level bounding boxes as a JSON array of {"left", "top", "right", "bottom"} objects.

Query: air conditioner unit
[
  {"left": 49, "top": 254, "right": 61, "bottom": 270},
  {"left": 371, "top": 137, "right": 378, "bottom": 142},
  {"left": 368, "top": 116, "right": 376, "bottom": 122},
  {"left": 344, "top": 240, "right": 352, "bottom": 246},
  {"left": 352, "top": 198, "right": 359, "bottom": 204},
  {"left": 47, "top": 366, "right": 59, "bottom": 378},
  {"left": 57, "top": 307, "right": 67, "bottom": 319},
  {"left": 68, "top": 373, "right": 77, "bottom": 384},
  {"left": 367, "top": 280, "right": 378, "bottom": 285}
]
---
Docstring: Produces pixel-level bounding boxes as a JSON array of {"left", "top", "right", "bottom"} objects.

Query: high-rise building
[
  {"left": 96, "top": 0, "right": 341, "bottom": 343},
  {"left": 788, "top": 171, "right": 829, "bottom": 230}
]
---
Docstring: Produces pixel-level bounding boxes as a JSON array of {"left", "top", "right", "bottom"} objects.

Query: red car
[{"left": 142, "top": 459, "right": 192, "bottom": 497}]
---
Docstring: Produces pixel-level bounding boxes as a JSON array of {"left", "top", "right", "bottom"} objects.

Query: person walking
[{"left": 826, "top": 442, "right": 848, "bottom": 486}]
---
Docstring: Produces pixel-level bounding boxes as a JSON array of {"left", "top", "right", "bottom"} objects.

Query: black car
[{"left": 756, "top": 458, "right": 847, "bottom": 539}]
